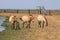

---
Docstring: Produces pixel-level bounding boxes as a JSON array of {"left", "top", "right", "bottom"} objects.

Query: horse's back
[
  {"left": 22, "top": 16, "right": 30, "bottom": 21},
  {"left": 37, "top": 15, "right": 45, "bottom": 21}
]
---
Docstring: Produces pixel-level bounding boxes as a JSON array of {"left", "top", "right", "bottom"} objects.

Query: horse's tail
[{"left": 44, "top": 16, "right": 48, "bottom": 26}]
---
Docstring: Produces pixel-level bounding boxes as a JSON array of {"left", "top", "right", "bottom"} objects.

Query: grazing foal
[
  {"left": 37, "top": 15, "right": 48, "bottom": 28},
  {"left": 20, "top": 15, "right": 34, "bottom": 28}
]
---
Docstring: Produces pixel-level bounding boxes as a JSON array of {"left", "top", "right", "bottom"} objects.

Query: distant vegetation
[{"left": 0, "top": 9, "right": 60, "bottom": 15}]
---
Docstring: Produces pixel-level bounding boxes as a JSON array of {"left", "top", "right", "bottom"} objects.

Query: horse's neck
[{"left": 30, "top": 16, "right": 34, "bottom": 21}]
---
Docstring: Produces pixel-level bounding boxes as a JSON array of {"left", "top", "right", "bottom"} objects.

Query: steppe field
[{"left": 0, "top": 13, "right": 60, "bottom": 40}]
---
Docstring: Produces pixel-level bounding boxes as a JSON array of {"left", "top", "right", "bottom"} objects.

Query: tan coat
[
  {"left": 20, "top": 15, "right": 34, "bottom": 22},
  {"left": 37, "top": 15, "right": 47, "bottom": 26},
  {"left": 9, "top": 16, "right": 15, "bottom": 23}
]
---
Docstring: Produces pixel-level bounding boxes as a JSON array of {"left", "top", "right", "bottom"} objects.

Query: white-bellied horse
[
  {"left": 37, "top": 14, "right": 48, "bottom": 28},
  {"left": 20, "top": 15, "right": 34, "bottom": 28}
]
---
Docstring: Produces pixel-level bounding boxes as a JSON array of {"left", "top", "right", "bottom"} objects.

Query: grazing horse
[
  {"left": 9, "top": 16, "right": 20, "bottom": 30},
  {"left": 9, "top": 16, "right": 16, "bottom": 23},
  {"left": 20, "top": 15, "right": 34, "bottom": 28},
  {"left": 37, "top": 15, "right": 48, "bottom": 28},
  {"left": 9, "top": 16, "right": 16, "bottom": 29}
]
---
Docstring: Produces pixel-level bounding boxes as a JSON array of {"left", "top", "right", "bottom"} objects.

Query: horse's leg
[
  {"left": 11, "top": 23, "right": 14, "bottom": 30},
  {"left": 28, "top": 21, "right": 30, "bottom": 28},
  {"left": 26, "top": 21, "right": 30, "bottom": 28},
  {"left": 16, "top": 22, "right": 20, "bottom": 30},
  {"left": 18, "top": 22, "right": 21, "bottom": 30},
  {"left": 12, "top": 22, "right": 15, "bottom": 30},
  {"left": 12, "top": 23, "right": 15, "bottom": 30},
  {"left": 42, "top": 21, "right": 44, "bottom": 28},
  {"left": 38, "top": 21, "right": 41, "bottom": 28},
  {"left": 23, "top": 22, "right": 25, "bottom": 28},
  {"left": 26, "top": 22, "right": 29, "bottom": 28}
]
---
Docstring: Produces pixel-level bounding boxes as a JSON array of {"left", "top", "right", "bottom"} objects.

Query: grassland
[{"left": 0, "top": 13, "right": 60, "bottom": 40}]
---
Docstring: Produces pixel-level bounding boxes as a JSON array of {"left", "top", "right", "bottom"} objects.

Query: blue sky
[{"left": 0, "top": 0, "right": 60, "bottom": 10}]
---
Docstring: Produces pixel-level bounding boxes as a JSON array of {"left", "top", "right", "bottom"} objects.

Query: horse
[
  {"left": 9, "top": 16, "right": 16, "bottom": 29},
  {"left": 9, "top": 16, "right": 16, "bottom": 23},
  {"left": 37, "top": 14, "right": 48, "bottom": 28},
  {"left": 9, "top": 16, "right": 20, "bottom": 30},
  {"left": 20, "top": 14, "right": 34, "bottom": 28}
]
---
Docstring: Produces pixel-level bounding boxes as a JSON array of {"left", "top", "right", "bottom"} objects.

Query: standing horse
[
  {"left": 37, "top": 15, "right": 48, "bottom": 28},
  {"left": 20, "top": 15, "right": 34, "bottom": 28}
]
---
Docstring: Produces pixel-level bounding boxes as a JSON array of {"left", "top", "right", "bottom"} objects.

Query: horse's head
[
  {"left": 20, "top": 17, "right": 22, "bottom": 21},
  {"left": 9, "top": 15, "right": 16, "bottom": 23},
  {"left": 29, "top": 15, "right": 34, "bottom": 23}
]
